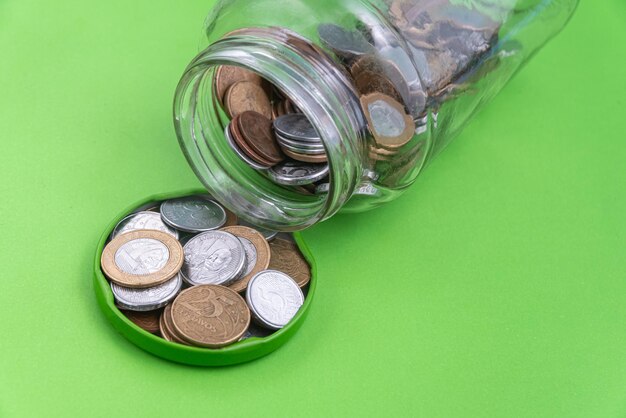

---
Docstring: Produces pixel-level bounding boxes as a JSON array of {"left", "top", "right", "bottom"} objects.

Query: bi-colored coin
[
  {"left": 246, "top": 270, "right": 304, "bottom": 330},
  {"left": 267, "top": 238, "right": 311, "bottom": 288},
  {"left": 221, "top": 226, "right": 271, "bottom": 294},
  {"left": 171, "top": 285, "right": 251, "bottom": 348},
  {"left": 101, "top": 230, "right": 184, "bottom": 289},
  {"left": 224, "top": 81, "right": 272, "bottom": 119},
  {"left": 360, "top": 92, "right": 415, "bottom": 150},
  {"left": 160, "top": 196, "right": 227, "bottom": 233}
]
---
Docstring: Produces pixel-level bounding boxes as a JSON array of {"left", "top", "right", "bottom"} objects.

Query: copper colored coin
[
  {"left": 161, "top": 304, "right": 188, "bottom": 345},
  {"left": 282, "top": 148, "right": 328, "bottom": 164},
  {"left": 224, "top": 81, "right": 272, "bottom": 119},
  {"left": 171, "top": 285, "right": 250, "bottom": 348},
  {"left": 101, "top": 230, "right": 184, "bottom": 289},
  {"left": 268, "top": 238, "right": 311, "bottom": 288},
  {"left": 215, "top": 65, "right": 263, "bottom": 105},
  {"left": 220, "top": 226, "right": 271, "bottom": 293},
  {"left": 230, "top": 115, "right": 275, "bottom": 167},
  {"left": 354, "top": 70, "right": 403, "bottom": 103},
  {"left": 121, "top": 309, "right": 161, "bottom": 334},
  {"left": 237, "top": 111, "right": 284, "bottom": 164},
  {"left": 223, "top": 207, "right": 239, "bottom": 227},
  {"left": 360, "top": 92, "right": 415, "bottom": 150}
]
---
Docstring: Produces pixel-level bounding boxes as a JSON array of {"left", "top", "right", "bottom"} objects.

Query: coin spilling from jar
[
  {"left": 213, "top": 1, "right": 508, "bottom": 191},
  {"left": 101, "top": 194, "right": 311, "bottom": 348}
]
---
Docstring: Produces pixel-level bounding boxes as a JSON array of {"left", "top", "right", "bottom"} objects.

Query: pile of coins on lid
[
  {"left": 100, "top": 194, "right": 311, "bottom": 347},
  {"left": 213, "top": 0, "right": 509, "bottom": 192}
]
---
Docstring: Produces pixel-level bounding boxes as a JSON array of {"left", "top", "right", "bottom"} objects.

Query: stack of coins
[
  {"left": 100, "top": 194, "right": 311, "bottom": 348},
  {"left": 211, "top": 1, "right": 506, "bottom": 193}
]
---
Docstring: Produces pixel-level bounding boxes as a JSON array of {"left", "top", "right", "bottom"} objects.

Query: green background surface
[{"left": 0, "top": 1, "right": 624, "bottom": 417}]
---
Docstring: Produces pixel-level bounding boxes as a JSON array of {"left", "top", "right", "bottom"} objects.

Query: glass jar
[{"left": 174, "top": 0, "right": 578, "bottom": 231}]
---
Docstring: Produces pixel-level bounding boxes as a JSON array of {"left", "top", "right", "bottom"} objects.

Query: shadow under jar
[{"left": 174, "top": 0, "right": 579, "bottom": 231}]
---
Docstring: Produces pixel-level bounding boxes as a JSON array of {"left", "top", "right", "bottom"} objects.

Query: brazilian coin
[
  {"left": 160, "top": 303, "right": 188, "bottom": 345},
  {"left": 171, "top": 285, "right": 251, "bottom": 348},
  {"left": 273, "top": 114, "right": 320, "bottom": 142},
  {"left": 225, "top": 124, "right": 269, "bottom": 170},
  {"left": 214, "top": 65, "right": 263, "bottom": 105},
  {"left": 121, "top": 309, "right": 162, "bottom": 334},
  {"left": 246, "top": 270, "right": 304, "bottom": 330},
  {"left": 238, "top": 111, "right": 284, "bottom": 164},
  {"left": 181, "top": 230, "right": 246, "bottom": 286},
  {"left": 112, "top": 211, "right": 178, "bottom": 239},
  {"left": 101, "top": 230, "right": 184, "bottom": 289},
  {"left": 317, "top": 23, "right": 374, "bottom": 61},
  {"left": 268, "top": 160, "right": 330, "bottom": 186},
  {"left": 161, "top": 196, "right": 227, "bottom": 233},
  {"left": 111, "top": 274, "right": 182, "bottom": 312},
  {"left": 268, "top": 238, "right": 311, "bottom": 287},
  {"left": 360, "top": 92, "right": 415, "bottom": 150},
  {"left": 224, "top": 81, "right": 272, "bottom": 120},
  {"left": 281, "top": 148, "right": 328, "bottom": 164},
  {"left": 221, "top": 226, "right": 271, "bottom": 294},
  {"left": 238, "top": 220, "right": 278, "bottom": 242}
]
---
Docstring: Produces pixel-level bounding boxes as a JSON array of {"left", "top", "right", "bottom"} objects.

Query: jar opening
[{"left": 174, "top": 28, "right": 365, "bottom": 231}]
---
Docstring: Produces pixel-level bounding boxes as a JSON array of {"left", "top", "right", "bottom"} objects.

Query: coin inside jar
[
  {"left": 171, "top": 285, "right": 251, "bottom": 348},
  {"left": 160, "top": 196, "right": 227, "bottom": 233},
  {"left": 360, "top": 92, "right": 415, "bottom": 150},
  {"left": 101, "top": 230, "right": 184, "bottom": 289},
  {"left": 181, "top": 230, "right": 246, "bottom": 286},
  {"left": 268, "top": 160, "right": 329, "bottom": 186},
  {"left": 224, "top": 81, "right": 272, "bottom": 119},
  {"left": 215, "top": 65, "right": 264, "bottom": 105},
  {"left": 246, "top": 270, "right": 304, "bottom": 330},
  {"left": 220, "top": 226, "right": 271, "bottom": 294}
]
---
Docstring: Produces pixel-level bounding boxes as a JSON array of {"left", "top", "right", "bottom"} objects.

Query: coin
[
  {"left": 268, "top": 160, "right": 329, "bottom": 186},
  {"left": 121, "top": 309, "right": 162, "bottom": 334},
  {"left": 230, "top": 114, "right": 276, "bottom": 167},
  {"left": 239, "top": 322, "right": 272, "bottom": 341},
  {"left": 317, "top": 23, "right": 374, "bottom": 61},
  {"left": 112, "top": 211, "right": 178, "bottom": 239},
  {"left": 111, "top": 274, "right": 182, "bottom": 311},
  {"left": 223, "top": 207, "right": 238, "bottom": 227},
  {"left": 171, "top": 285, "right": 250, "bottom": 348},
  {"left": 215, "top": 65, "right": 263, "bottom": 105},
  {"left": 282, "top": 148, "right": 328, "bottom": 164},
  {"left": 267, "top": 238, "right": 311, "bottom": 287},
  {"left": 224, "top": 81, "right": 272, "bottom": 119},
  {"left": 181, "top": 230, "right": 246, "bottom": 286},
  {"left": 237, "top": 111, "right": 284, "bottom": 164},
  {"left": 221, "top": 226, "right": 271, "bottom": 294},
  {"left": 238, "top": 220, "right": 278, "bottom": 241},
  {"left": 360, "top": 92, "right": 415, "bottom": 150},
  {"left": 354, "top": 70, "right": 404, "bottom": 104},
  {"left": 101, "top": 230, "right": 184, "bottom": 289},
  {"left": 161, "top": 196, "right": 227, "bottom": 233},
  {"left": 273, "top": 114, "right": 320, "bottom": 142},
  {"left": 225, "top": 123, "right": 269, "bottom": 170},
  {"left": 246, "top": 270, "right": 304, "bottom": 330},
  {"left": 160, "top": 303, "right": 188, "bottom": 345}
]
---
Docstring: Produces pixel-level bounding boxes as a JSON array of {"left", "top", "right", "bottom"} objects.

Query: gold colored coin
[
  {"left": 101, "top": 230, "right": 184, "bottom": 289},
  {"left": 221, "top": 226, "right": 271, "bottom": 294},
  {"left": 171, "top": 285, "right": 250, "bottom": 348},
  {"left": 224, "top": 81, "right": 272, "bottom": 120},
  {"left": 268, "top": 238, "right": 311, "bottom": 288},
  {"left": 121, "top": 309, "right": 161, "bottom": 334},
  {"left": 161, "top": 303, "right": 188, "bottom": 345},
  {"left": 215, "top": 65, "right": 263, "bottom": 106}
]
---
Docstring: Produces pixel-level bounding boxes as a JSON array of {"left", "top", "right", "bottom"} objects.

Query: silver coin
[
  {"left": 181, "top": 231, "right": 246, "bottom": 286},
  {"left": 161, "top": 196, "right": 227, "bottom": 233},
  {"left": 273, "top": 114, "right": 320, "bottom": 142},
  {"left": 238, "top": 237, "right": 257, "bottom": 277},
  {"left": 238, "top": 220, "right": 278, "bottom": 242},
  {"left": 366, "top": 98, "right": 408, "bottom": 138},
  {"left": 239, "top": 322, "right": 272, "bottom": 341},
  {"left": 268, "top": 161, "right": 329, "bottom": 186},
  {"left": 275, "top": 134, "right": 326, "bottom": 155},
  {"left": 224, "top": 124, "right": 268, "bottom": 170},
  {"left": 114, "top": 238, "right": 170, "bottom": 275},
  {"left": 112, "top": 211, "right": 178, "bottom": 239},
  {"left": 246, "top": 270, "right": 304, "bottom": 330},
  {"left": 315, "top": 182, "right": 330, "bottom": 194},
  {"left": 318, "top": 23, "right": 374, "bottom": 60},
  {"left": 112, "top": 274, "right": 182, "bottom": 312}
]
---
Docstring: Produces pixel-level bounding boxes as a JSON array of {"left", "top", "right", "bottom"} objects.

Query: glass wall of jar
[{"left": 174, "top": 0, "right": 578, "bottom": 231}]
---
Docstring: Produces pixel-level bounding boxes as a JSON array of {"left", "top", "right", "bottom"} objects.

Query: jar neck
[{"left": 174, "top": 28, "right": 365, "bottom": 231}]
